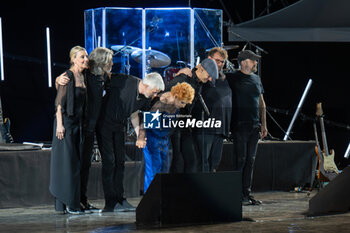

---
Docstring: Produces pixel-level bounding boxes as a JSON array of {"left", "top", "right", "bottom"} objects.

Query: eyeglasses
[{"left": 214, "top": 58, "right": 225, "bottom": 64}]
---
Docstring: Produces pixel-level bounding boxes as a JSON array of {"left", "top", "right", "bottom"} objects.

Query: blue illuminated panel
[
  {"left": 194, "top": 8, "right": 223, "bottom": 59},
  {"left": 84, "top": 7, "right": 222, "bottom": 79},
  {"left": 145, "top": 9, "right": 191, "bottom": 69}
]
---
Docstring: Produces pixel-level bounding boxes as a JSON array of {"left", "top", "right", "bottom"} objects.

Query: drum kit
[
  {"left": 111, "top": 45, "right": 171, "bottom": 75},
  {"left": 111, "top": 44, "right": 240, "bottom": 81}
]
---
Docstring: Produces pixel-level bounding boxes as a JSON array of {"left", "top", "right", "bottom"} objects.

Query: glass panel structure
[{"left": 84, "top": 7, "right": 222, "bottom": 79}]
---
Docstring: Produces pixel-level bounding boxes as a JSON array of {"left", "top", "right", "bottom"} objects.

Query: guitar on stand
[
  {"left": 0, "top": 97, "right": 14, "bottom": 143},
  {"left": 314, "top": 103, "right": 338, "bottom": 182}
]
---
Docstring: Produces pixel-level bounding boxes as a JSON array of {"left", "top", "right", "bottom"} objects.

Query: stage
[
  {"left": 1, "top": 140, "right": 348, "bottom": 232},
  {"left": 1, "top": 191, "right": 350, "bottom": 232},
  {"left": 219, "top": 140, "right": 318, "bottom": 191},
  {"left": 0, "top": 140, "right": 317, "bottom": 209},
  {"left": 0, "top": 148, "right": 142, "bottom": 209}
]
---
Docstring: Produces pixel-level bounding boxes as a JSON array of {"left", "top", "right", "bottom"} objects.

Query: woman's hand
[
  {"left": 136, "top": 138, "right": 147, "bottom": 148},
  {"left": 56, "top": 124, "right": 65, "bottom": 140}
]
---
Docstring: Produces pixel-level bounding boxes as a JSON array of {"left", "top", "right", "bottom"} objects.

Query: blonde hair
[
  {"left": 171, "top": 82, "right": 195, "bottom": 104},
  {"left": 69, "top": 46, "right": 86, "bottom": 66},
  {"left": 88, "top": 47, "right": 114, "bottom": 75},
  {"left": 208, "top": 47, "right": 228, "bottom": 60}
]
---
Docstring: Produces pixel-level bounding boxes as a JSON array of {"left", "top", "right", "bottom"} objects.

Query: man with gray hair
[
  {"left": 96, "top": 72, "right": 164, "bottom": 212},
  {"left": 81, "top": 47, "right": 113, "bottom": 213}
]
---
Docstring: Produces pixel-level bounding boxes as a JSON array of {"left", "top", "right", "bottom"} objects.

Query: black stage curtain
[
  {"left": 0, "top": 150, "right": 142, "bottom": 209},
  {"left": 0, "top": 141, "right": 317, "bottom": 208},
  {"left": 219, "top": 140, "right": 317, "bottom": 191}
]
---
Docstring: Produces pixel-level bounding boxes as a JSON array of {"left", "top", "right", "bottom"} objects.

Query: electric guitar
[
  {"left": 0, "top": 97, "right": 14, "bottom": 143},
  {"left": 315, "top": 103, "right": 338, "bottom": 181}
]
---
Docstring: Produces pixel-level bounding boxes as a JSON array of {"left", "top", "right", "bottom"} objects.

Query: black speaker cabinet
[
  {"left": 136, "top": 171, "right": 242, "bottom": 227},
  {"left": 309, "top": 166, "right": 350, "bottom": 215}
]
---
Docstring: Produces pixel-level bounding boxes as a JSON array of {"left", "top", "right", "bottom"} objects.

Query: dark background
[{"left": 0, "top": 0, "right": 349, "bottom": 168}]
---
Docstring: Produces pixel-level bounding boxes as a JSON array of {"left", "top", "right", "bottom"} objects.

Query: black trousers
[
  {"left": 232, "top": 125, "right": 260, "bottom": 198},
  {"left": 193, "top": 133, "right": 224, "bottom": 172},
  {"left": 169, "top": 129, "right": 197, "bottom": 173},
  {"left": 96, "top": 124, "right": 125, "bottom": 208},
  {"left": 169, "top": 130, "right": 183, "bottom": 173},
  {"left": 80, "top": 129, "right": 94, "bottom": 205}
]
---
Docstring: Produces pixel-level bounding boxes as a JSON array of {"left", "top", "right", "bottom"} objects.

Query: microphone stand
[
  {"left": 198, "top": 93, "right": 210, "bottom": 116},
  {"left": 266, "top": 107, "right": 292, "bottom": 140},
  {"left": 228, "top": 29, "right": 268, "bottom": 78},
  {"left": 113, "top": 25, "right": 159, "bottom": 57},
  {"left": 198, "top": 92, "right": 210, "bottom": 172}
]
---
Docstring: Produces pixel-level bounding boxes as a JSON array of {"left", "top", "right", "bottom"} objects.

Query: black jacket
[{"left": 84, "top": 72, "right": 109, "bottom": 131}]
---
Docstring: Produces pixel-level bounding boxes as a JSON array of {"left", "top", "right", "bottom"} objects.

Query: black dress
[{"left": 49, "top": 70, "right": 86, "bottom": 210}]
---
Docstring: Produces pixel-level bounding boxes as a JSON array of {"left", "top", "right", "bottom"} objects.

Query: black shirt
[
  {"left": 99, "top": 73, "right": 151, "bottom": 128},
  {"left": 192, "top": 78, "right": 232, "bottom": 136},
  {"left": 227, "top": 70, "right": 264, "bottom": 126}
]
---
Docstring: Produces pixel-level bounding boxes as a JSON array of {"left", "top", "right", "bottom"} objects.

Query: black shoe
[
  {"left": 248, "top": 195, "right": 262, "bottom": 205},
  {"left": 65, "top": 207, "right": 84, "bottom": 215},
  {"left": 102, "top": 205, "right": 115, "bottom": 213},
  {"left": 114, "top": 199, "right": 136, "bottom": 212},
  {"left": 103, "top": 199, "right": 117, "bottom": 213},
  {"left": 81, "top": 202, "right": 102, "bottom": 213},
  {"left": 242, "top": 195, "right": 262, "bottom": 206},
  {"left": 242, "top": 196, "right": 252, "bottom": 206}
]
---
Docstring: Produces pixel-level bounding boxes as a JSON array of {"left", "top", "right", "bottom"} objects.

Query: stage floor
[{"left": 1, "top": 191, "right": 349, "bottom": 232}]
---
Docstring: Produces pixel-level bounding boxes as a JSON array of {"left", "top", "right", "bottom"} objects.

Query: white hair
[{"left": 143, "top": 72, "right": 165, "bottom": 91}]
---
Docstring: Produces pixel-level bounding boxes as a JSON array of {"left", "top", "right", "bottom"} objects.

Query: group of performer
[{"left": 49, "top": 45, "right": 267, "bottom": 214}]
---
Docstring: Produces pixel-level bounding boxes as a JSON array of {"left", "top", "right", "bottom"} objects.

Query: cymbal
[
  {"left": 131, "top": 49, "right": 171, "bottom": 68},
  {"left": 205, "top": 45, "right": 239, "bottom": 52},
  {"left": 110, "top": 45, "right": 141, "bottom": 54},
  {"left": 223, "top": 45, "right": 239, "bottom": 50}
]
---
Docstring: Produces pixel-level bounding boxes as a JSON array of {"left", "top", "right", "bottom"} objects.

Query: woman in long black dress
[{"left": 50, "top": 46, "right": 88, "bottom": 214}]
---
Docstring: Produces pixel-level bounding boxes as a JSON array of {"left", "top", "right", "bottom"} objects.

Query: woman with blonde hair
[
  {"left": 53, "top": 47, "right": 114, "bottom": 213},
  {"left": 50, "top": 46, "right": 88, "bottom": 214}
]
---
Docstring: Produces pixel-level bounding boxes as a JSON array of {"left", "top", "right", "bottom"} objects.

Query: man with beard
[{"left": 226, "top": 50, "right": 268, "bottom": 205}]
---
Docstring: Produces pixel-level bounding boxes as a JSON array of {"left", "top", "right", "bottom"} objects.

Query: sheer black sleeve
[{"left": 55, "top": 84, "right": 67, "bottom": 112}]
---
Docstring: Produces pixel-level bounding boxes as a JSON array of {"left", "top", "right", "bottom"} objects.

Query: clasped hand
[{"left": 136, "top": 138, "right": 147, "bottom": 148}]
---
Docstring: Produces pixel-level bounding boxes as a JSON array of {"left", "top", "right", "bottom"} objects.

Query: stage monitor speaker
[
  {"left": 136, "top": 171, "right": 242, "bottom": 227},
  {"left": 309, "top": 166, "right": 350, "bottom": 215}
]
